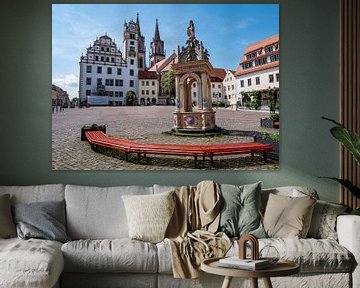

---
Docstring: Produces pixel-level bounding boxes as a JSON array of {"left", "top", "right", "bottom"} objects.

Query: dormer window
[{"left": 265, "top": 46, "right": 274, "bottom": 54}]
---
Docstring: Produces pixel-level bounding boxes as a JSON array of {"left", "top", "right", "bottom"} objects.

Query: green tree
[
  {"left": 126, "top": 91, "right": 136, "bottom": 106},
  {"left": 161, "top": 71, "right": 176, "bottom": 96}
]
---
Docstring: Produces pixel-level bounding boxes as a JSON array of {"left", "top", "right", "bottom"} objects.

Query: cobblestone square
[{"left": 52, "top": 106, "right": 279, "bottom": 170}]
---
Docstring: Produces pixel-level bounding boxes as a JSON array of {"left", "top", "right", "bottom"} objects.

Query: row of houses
[{"left": 78, "top": 15, "right": 279, "bottom": 108}]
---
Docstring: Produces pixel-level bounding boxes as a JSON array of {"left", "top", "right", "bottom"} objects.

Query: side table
[{"left": 201, "top": 257, "right": 300, "bottom": 288}]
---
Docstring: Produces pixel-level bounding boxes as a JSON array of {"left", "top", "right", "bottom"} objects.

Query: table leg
[
  {"left": 263, "top": 277, "right": 273, "bottom": 288},
  {"left": 251, "top": 278, "right": 258, "bottom": 288},
  {"left": 221, "top": 276, "right": 233, "bottom": 288}
]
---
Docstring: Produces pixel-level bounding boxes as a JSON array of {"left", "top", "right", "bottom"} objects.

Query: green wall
[{"left": 0, "top": 0, "right": 340, "bottom": 203}]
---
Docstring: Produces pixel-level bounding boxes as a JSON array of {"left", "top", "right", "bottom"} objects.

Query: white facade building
[
  {"left": 235, "top": 35, "right": 279, "bottom": 105},
  {"left": 191, "top": 68, "right": 226, "bottom": 107},
  {"left": 223, "top": 70, "right": 237, "bottom": 106},
  {"left": 79, "top": 15, "right": 145, "bottom": 106}
]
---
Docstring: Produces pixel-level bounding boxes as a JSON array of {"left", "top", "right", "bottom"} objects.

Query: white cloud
[{"left": 52, "top": 74, "right": 79, "bottom": 99}]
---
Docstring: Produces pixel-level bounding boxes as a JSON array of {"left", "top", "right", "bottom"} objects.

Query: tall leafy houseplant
[{"left": 320, "top": 117, "right": 360, "bottom": 210}]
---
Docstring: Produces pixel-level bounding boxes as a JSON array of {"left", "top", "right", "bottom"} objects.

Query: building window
[
  {"left": 130, "top": 34, "right": 135, "bottom": 39},
  {"left": 130, "top": 69, "right": 134, "bottom": 76},
  {"left": 218, "top": 84, "right": 221, "bottom": 89},
  {"left": 265, "top": 46, "right": 274, "bottom": 54},
  {"left": 97, "top": 66, "right": 102, "bottom": 74},
  {"left": 107, "top": 67, "right": 112, "bottom": 74},
  {"left": 106, "top": 57, "right": 109, "bottom": 62},
  {"left": 101, "top": 47, "right": 104, "bottom": 51},
  {"left": 105, "top": 79, "right": 114, "bottom": 86},
  {"left": 256, "top": 77, "right": 260, "bottom": 85},
  {"left": 109, "top": 91, "right": 114, "bottom": 97},
  {"left": 97, "top": 78, "right": 102, "bottom": 85},
  {"left": 152, "top": 81, "right": 155, "bottom": 86},
  {"left": 86, "top": 90, "right": 91, "bottom": 96},
  {"left": 106, "top": 48, "right": 110, "bottom": 52},
  {"left": 101, "top": 56, "right": 104, "bottom": 61},
  {"left": 248, "top": 79, "right": 252, "bottom": 86},
  {"left": 86, "top": 65, "right": 92, "bottom": 73},
  {"left": 111, "top": 58, "right": 115, "bottom": 63},
  {"left": 130, "top": 41, "right": 135, "bottom": 45},
  {"left": 246, "top": 52, "right": 257, "bottom": 60},
  {"left": 95, "top": 56, "right": 99, "bottom": 61},
  {"left": 231, "top": 85, "right": 234, "bottom": 90},
  {"left": 152, "top": 90, "right": 155, "bottom": 95},
  {"left": 242, "top": 62, "right": 253, "bottom": 70},
  {"left": 146, "top": 81, "right": 149, "bottom": 86},
  {"left": 212, "top": 84, "right": 215, "bottom": 88},
  {"left": 86, "top": 77, "right": 91, "bottom": 85},
  {"left": 141, "top": 81, "right": 145, "bottom": 86},
  {"left": 130, "top": 59, "right": 134, "bottom": 65},
  {"left": 240, "top": 80, "right": 244, "bottom": 88},
  {"left": 255, "top": 58, "right": 267, "bottom": 66},
  {"left": 119, "top": 91, "right": 123, "bottom": 97},
  {"left": 228, "top": 86, "right": 231, "bottom": 91},
  {"left": 276, "top": 73, "right": 280, "bottom": 82},
  {"left": 130, "top": 80, "right": 134, "bottom": 87},
  {"left": 193, "top": 83, "right": 196, "bottom": 88},
  {"left": 146, "top": 90, "right": 149, "bottom": 95},
  {"left": 115, "top": 79, "right": 123, "bottom": 87},
  {"left": 129, "top": 46, "right": 135, "bottom": 51},
  {"left": 141, "top": 90, "right": 145, "bottom": 95},
  {"left": 117, "top": 68, "right": 122, "bottom": 75},
  {"left": 270, "top": 54, "right": 279, "bottom": 62},
  {"left": 269, "top": 74, "right": 274, "bottom": 83}
]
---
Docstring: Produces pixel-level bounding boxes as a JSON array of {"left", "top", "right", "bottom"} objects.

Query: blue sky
[{"left": 52, "top": 4, "right": 279, "bottom": 99}]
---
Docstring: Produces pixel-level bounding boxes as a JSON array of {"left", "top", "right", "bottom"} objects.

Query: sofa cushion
[
  {"left": 0, "top": 184, "right": 65, "bottom": 204},
  {"left": 0, "top": 238, "right": 64, "bottom": 288},
  {"left": 263, "top": 193, "right": 316, "bottom": 238},
  {"left": 218, "top": 182, "right": 266, "bottom": 238},
  {"left": 65, "top": 185, "right": 153, "bottom": 239},
  {"left": 12, "top": 200, "right": 70, "bottom": 243},
  {"left": 307, "top": 200, "right": 347, "bottom": 240},
  {"left": 0, "top": 194, "right": 16, "bottom": 238},
  {"left": 157, "top": 237, "right": 353, "bottom": 274},
  {"left": 122, "top": 191, "right": 175, "bottom": 243},
  {"left": 61, "top": 239, "right": 158, "bottom": 273},
  {"left": 261, "top": 186, "right": 319, "bottom": 213}
]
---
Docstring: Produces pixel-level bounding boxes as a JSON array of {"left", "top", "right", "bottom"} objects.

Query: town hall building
[{"left": 79, "top": 14, "right": 145, "bottom": 106}]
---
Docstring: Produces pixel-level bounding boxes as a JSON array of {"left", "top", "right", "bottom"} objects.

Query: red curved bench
[{"left": 85, "top": 130, "right": 273, "bottom": 168}]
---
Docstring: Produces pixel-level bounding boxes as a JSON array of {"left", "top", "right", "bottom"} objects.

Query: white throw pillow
[{"left": 122, "top": 191, "right": 175, "bottom": 243}]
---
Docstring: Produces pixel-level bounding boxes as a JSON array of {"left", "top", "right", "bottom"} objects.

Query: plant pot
[{"left": 260, "top": 118, "right": 275, "bottom": 128}]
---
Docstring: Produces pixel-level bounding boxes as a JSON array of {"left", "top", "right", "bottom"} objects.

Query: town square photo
[{"left": 52, "top": 4, "right": 279, "bottom": 170}]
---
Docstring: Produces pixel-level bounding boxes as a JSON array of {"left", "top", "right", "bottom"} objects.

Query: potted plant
[
  {"left": 260, "top": 113, "right": 279, "bottom": 128},
  {"left": 320, "top": 117, "right": 360, "bottom": 215}
]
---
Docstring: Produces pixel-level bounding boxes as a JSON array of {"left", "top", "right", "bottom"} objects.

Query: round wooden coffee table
[{"left": 201, "top": 257, "right": 300, "bottom": 288}]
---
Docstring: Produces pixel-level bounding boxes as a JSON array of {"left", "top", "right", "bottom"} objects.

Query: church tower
[
  {"left": 123, "top": 13, "right": 146, "bottom": 71},
  {"left": 149, "top": 19, "right": 165, "bottom": 67}
]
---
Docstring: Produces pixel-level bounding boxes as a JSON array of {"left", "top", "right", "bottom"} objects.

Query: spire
[
  {"left": 154, "top": 18, "right": 160, "bottom": 41},
  {"left": 136, "top": 13, "right": 141, "bottom": 33}
]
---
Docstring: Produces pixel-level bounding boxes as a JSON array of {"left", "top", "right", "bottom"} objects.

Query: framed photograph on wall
[{"left": 52, "top": 4, "right": 279, "bottom": 170}]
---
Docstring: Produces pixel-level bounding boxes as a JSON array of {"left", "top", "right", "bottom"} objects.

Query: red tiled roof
[
  {"left": 211, "top": 68, "right": 226, "bottom": 81},
  {"left": 148, "top": 53, "right": 177, "bottom": 73},
  {"left": 244, "top": 34, "right": 279, "bottom": 54},
  {"left": 235, "top": 61, "right": 279, "bottom": 76},
  {"left": 138, "top": 70, "right": 158, "bottom": 79},
  {"left": 235, "top": 34, "right": 279, "bottom": 77}
]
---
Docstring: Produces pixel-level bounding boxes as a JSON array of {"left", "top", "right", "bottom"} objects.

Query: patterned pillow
[
  {"left": 122, "top": 191, "right": 175, "bottom": 243},
  {"left": 218, "top": 182, "right": 266, "bottom": 238},
  {"left": 307, "top": 200, "right": 347, "bottom": 240}
]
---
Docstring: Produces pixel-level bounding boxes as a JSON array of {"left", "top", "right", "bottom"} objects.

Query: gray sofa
[{"left": 0, "top": 183, "right": 359, "bottom": 288}]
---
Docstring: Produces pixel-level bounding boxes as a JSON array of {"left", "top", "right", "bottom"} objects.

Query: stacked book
[{"left": 218, "top": 257, "right": 271, "bottom": 270}]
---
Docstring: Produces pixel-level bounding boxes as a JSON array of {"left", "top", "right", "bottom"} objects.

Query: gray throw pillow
[
  {"left": 218, "top": 182, "right": 266, "bottom": 238},
  {"left": 12, "top": 200, "right": 70, "bottom": 243},
  {"left": 307, "top": 200, "right": 347, "bottom": 240},
  {"left": 0, "top": 194, "right": 17, "bottom": 238}
]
